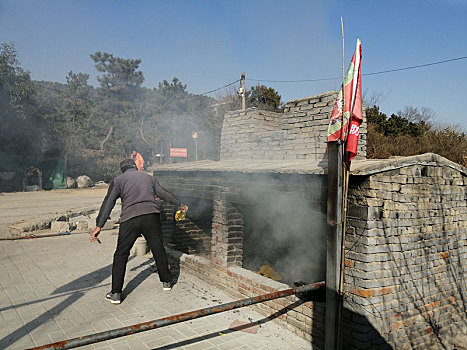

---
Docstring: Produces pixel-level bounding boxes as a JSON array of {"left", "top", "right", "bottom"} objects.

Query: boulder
[
  {"left": 66, "top": 177, "right": 77, "bottom": 189},
  {"left": 76, "top": 175, "right": 93, "bottom": 188}
]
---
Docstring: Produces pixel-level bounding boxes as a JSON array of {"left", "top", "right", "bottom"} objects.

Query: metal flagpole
[
  {"left": 325, "top": 16, "right": 346, "bottom": 350},
  {"left": 336, "top": 16, "right": 348, "bottom": 350}
]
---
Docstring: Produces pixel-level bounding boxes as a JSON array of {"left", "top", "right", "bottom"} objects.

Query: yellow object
[
  {"left": 175, "top": 206, "right": 188, "bottom": 221},
  {"left": 258, "top": 263, "right": 282, "bottom": 281}
]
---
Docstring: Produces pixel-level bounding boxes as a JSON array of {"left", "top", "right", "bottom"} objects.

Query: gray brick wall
[
  {"left": 220, "top": 91, "right": 367, "bottom": 161},
  {"left": 343, "top": 164, "right": 467, "bottom": 349}
]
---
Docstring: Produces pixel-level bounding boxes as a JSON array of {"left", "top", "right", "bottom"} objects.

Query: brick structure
[
  {"left": 343, "top": 154, "right": 467, "bottom": 349},
  {"left": 165, "top": 249, "right": 326, "bottom": 345},
  {"left": 158, "top": 199, "right": 212, "bottom": 256},
  {"left": 220, "top": 91, "right": 367, "bottom": 162},
  {"left": 151, "top": 91, "right": 467, "bottom": 349},
  {"left": 155, "top": 162, "right": 329, "bottom": 346},
  {"left": 211, "top": 200, "right": 244, "bottom": 267}
]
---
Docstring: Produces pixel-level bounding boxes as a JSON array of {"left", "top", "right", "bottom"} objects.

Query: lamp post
[{"left": 192, "top": 132, "right": 198, "bottom": 161}]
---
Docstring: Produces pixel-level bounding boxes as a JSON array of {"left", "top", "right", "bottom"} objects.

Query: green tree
[
  {"left": 90, "top": 51, "right": 143, "bottom": 99},
  {"left": 384, "top": 114, "right": 423, "bottom": 137},
  {"left": 366, "top": 104, "right": 467, "bottom": 166},
  {"left": 366, "top": 105, "right": 425, "bottom": 137},
  {"left": 56, "top": 72, "right": 92, "bottom": 162},
  {"left": 89, "top": 51, "right": 144, "bottom": 157},
  {"left": 0, "top": 42, "right": 35, "bottom": 116},
  {"left": 142, "top": 77, "right": 221, "bottom": 162},
  {"left": 247, "top": 85, "right": 282, "bottom": 111},
  {"left": 365, "top": 105, "right": 387, "bottom": 133},
  {"left": 0, "top": 42, "right": 40, "bottom": 160}
]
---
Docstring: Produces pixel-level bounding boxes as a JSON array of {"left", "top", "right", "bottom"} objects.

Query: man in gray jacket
[{"left": 90, "top": 158, "right": 186, "bottom": 304}]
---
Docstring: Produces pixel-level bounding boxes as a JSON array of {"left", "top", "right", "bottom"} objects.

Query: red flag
[
  {"left": 327, "top": 39, "right": 363, "bottom": 164},
  {"left": 345, "top": 39, "right": 363, "bottom": 163}
]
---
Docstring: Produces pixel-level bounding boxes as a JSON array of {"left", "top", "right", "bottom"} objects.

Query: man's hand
[{"left": 89, "top": 226, "right": 101, "bottom": 243}]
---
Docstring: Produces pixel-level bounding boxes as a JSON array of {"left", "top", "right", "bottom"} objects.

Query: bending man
[{"left": 90, "top": 158, "right": 186, "bottom": 304}]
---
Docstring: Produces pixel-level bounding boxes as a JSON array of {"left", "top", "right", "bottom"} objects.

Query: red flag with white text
[
  {"left": 327, "top": 39, "right": 363, "bottom": 164},
  {"left": 345, "top": 39, "right": 363, "bottom": 163}
]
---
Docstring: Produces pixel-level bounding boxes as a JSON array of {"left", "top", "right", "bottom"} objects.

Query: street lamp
[{"left": 192, "top": 132, "right": 198, "bottom": 161}]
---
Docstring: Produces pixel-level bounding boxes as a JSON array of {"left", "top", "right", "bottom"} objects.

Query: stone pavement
[{"left": 0, "top": 216, "right": 314, "bottom": 349}]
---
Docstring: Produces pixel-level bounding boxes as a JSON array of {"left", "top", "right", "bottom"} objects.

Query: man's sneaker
[
  {"left": 105, "top": 292, "right": 121, "bottom": 304},
  {"left": 162, "top": 282, "right": 172, "bottom": 291}
]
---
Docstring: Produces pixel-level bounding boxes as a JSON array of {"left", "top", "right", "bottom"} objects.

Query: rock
[
  {"left": 76, "top": 175, "right": 93, "bottom": 188},
  {"left": 75, "top": 221, "right": 89, "bottom": 231},
  {"left": 51, "top": 221, "right": 71, "bottom": 232},
  {"left": 66, "top": 177, "right": 76, "bottom": 189}
]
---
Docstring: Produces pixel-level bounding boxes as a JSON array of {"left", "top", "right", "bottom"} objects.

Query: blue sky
[{"left": 1, "top": 0, "right": 466, "bottom": 127}]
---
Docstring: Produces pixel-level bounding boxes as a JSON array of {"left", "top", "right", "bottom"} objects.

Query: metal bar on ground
[
  {"left": 0, "top": 231, "right": 89, "bottom": 241},
  {"left": 27, "top": 282, "right": 324, "bottom": 350}
]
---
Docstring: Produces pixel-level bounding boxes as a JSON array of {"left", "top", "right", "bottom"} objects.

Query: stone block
[
  {"left": 51, "top": 221, "right": 71, "bottom": 232},
  {"left": 75, "top": 221, "right": 89, "bottom": 231}
]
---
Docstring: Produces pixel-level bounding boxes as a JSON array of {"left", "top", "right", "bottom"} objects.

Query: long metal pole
[
  {"left": 341, "top": 17, "right": 345, "bottom": 93},
  {"left": 28, "top": 282, "right": 324, "bottom": 350},
  {"left": 336, "top": 17, "right": 348, "bottom": 350},
  {"left": 241, "top": 72, "right": 246, "bottom": 110},
  {"left": 325, "top": 17, "right": 346, "bottom": 350}
]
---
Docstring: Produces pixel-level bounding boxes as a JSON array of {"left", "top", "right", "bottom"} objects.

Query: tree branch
[
  {"left": 99, "top": 125, "right": 113, "bottom": 150},
  {"left": 140, "top": 116, "right": 151, "bottom": 146}
]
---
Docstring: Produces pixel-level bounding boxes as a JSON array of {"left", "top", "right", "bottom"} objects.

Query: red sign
[{"left": 170, "top": 148, "right": 187, "bottom": 157}]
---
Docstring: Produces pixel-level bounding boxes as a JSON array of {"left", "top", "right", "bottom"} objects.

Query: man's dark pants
[{"left": 112, "top": 213, "right": 171, "bottom": 293}]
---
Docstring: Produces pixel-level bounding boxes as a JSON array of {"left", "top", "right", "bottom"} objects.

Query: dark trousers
[{"left": 112, "top": 213, "right": 171, "bottom": 293}]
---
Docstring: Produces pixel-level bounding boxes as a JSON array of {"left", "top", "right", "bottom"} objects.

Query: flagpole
[
  {"left": 336, "top": 16, "right": 347, "bottom": 350},
  {"left": 327, "top": 32, "right": 362, "bottom": 350},
  {"left": 341, "top": 17, "right": 345, "bottom": 99},
  {"left": 324, "top": 18, "right": 345, "bottom": 349}
]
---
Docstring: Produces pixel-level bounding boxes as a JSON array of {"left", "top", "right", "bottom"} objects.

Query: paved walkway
[{"left": 0, "top": 190, "right": 314, "bottom": 349}]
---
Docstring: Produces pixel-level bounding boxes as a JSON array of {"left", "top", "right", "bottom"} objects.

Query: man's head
[{"left": 120, "top": 159, "right": 137, "bottom": 173}]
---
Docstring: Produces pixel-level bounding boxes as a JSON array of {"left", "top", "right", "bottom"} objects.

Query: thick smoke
[{"left": 240, "top": 173, "right": 326, "bottom": 286}]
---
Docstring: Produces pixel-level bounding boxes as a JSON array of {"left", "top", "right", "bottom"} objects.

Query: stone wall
[
  {"left": 343, "top": 161, "right": 467, "bottom": 349},
  {"left": 219, "top": 109, "right": 283, "bottom": 160},
  {"left": 220, "top": 91, "right": 367, "bottom": 162}
]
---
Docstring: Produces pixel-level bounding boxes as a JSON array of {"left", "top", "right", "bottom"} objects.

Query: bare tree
[
  {"left": 362, "top": 89, "right": 387, "bottom": 107},
  {"left": 397, "top": 106, "right": 436, "bottom": 124}
]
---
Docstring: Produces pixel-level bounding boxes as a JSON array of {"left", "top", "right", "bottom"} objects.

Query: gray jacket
[{"left": 96, "top": 168, "right": 180, "bottom": 228}]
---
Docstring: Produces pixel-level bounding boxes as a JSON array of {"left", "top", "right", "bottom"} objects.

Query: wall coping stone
[
  {"left": 151, "top": 153, "right": 466, "bottom": 177},
  {"left": 351, "top": 153, "right": 467, "bottom": 176},
  {"left": 285, "top": 91, "right": 337, "bottom": 106},
  {"left": 152, "top": 159, "right": 328, "bottom": 175}
]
